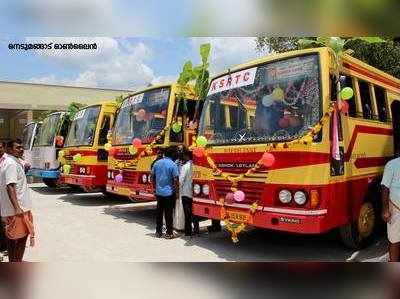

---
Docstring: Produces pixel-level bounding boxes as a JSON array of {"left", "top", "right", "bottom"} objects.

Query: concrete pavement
[{"left": 20, "top": 183, "right": 387, "bottom": 262}]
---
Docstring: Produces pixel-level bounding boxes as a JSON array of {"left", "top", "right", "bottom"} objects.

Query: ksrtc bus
[
  {"left": 60, "top": 102, "right": 118, "bottom": 192},
  {"left": 193, "top": 47, "right": 400, "bottom": 248},
  {"left": 31, "top": 112, "right": 70, "bottom": 187},
  {"left": 106, "top": 83, "right": 198, "bottom": 200}
]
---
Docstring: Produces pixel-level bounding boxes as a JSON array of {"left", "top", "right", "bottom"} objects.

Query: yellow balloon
[
  {"left": 104, "top": 143, "right": 112, "bottom": 151},
  {"left": 272, "top": 87, "right": 284, "bottom": 101}
]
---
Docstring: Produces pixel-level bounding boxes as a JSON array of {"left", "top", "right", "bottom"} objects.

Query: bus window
[
  {"left": 342, "top": 76, "right": 357, "bottom": 117},
  {"left": 358, "top": 80, "right": 373, "bottom": 120},
  {"left": 98, "top": 115, "right": 111, "bottom": 145},
  {"left": 374, "top": 85, "right": 388, "bottom": 122}
]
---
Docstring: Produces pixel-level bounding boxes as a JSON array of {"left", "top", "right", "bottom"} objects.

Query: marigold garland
[{"left": 194, "top": 104, "right": 335, "bottom": 243}]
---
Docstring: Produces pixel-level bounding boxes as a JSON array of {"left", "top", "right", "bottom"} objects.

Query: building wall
[
  {"left": 0, "top": 81, "right": 132, "bottom": 110},
  {"left": 0, "top": 81, "right": 134, "bottom": 141}
]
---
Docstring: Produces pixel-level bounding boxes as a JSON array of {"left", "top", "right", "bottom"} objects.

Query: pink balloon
[
  {"left": 115, "top": 173, "right": 123, "bottom": 183},
  {"left": 132, "top": 138, "right": 142, "bottom": 148},
  {"left": 193, "top": 147, "right": 205, "bottom": 158},
  {"left": 233, "top": 190, "right": 245, "bottom": 202},
  {"left": 225, "top": 192, "right": 234, "bottom": 203},
  {"left": 261, "top": 152, "right": 275, "bottom": 167}
]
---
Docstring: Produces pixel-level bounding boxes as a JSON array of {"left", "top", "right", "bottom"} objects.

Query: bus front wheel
[{"left": 339, "top": 201, "right": 377, "bottom": 249}]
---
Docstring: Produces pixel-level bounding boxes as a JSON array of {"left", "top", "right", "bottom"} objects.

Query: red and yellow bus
[
  {"left": 193, "top": 47, "right": 400, "bottom": 248},
  {"left": 60, "top": 102, "right": 117, "bottom": 192},
  {"left": 106, "top": 83, "right": 198, "bottom": 200}
]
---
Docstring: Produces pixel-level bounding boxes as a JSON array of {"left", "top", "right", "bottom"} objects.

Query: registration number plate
[{"left": 227, "top": 211, "right": 251, "bottom": 224}]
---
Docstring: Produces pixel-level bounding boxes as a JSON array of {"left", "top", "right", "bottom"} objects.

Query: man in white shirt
[
  {"left": 0, "top": 139, "right": 33, "bottom": 262},
  {"left": 381, "top": 157, "right": 400, "bottom": 262},
  {"left": 180, "top": 149, "right": 199, "bottom": 236}
]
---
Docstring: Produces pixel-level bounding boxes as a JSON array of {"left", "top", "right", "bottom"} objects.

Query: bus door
[
  {"left": 97, "top": 113, "right": 113, "bottom": 161},
  {"left": 169, "top": 98, "right": 198, "bottom": 147}
]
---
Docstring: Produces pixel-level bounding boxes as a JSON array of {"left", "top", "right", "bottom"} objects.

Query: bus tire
[
  {"left": 42, "top": 178, "right": 59, "bottom": 188},
  {"left": 339, "top": 201, "right": 377, "bottom": 249}
]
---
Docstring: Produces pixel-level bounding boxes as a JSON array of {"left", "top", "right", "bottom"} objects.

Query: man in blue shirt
[{"left": 151, "top": 146, "right": 179, "bottom": 239}]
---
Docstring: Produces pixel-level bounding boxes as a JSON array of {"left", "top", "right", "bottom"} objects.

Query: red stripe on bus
[{"left": 354, "top": 156, "right": 392, "bottom": 169}]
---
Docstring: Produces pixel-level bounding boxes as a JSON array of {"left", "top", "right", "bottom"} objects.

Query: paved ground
[{"left": 10, "top": 183, "right": 388, "bottom": 262}]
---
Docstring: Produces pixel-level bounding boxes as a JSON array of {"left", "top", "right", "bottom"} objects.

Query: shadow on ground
[
  {"left": 58, "top": 192, "right": 131, "bottom": 207},
  {"left": 103, "top": 203, "right": 387, "bottom": 261},
  {"left": 30, "top": 186, "right": 78, "bottom": 195}
]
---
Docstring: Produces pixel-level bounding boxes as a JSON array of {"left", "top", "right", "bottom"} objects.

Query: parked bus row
[{"left": 22, "top": 47, "right": 400, "bottom": 248}]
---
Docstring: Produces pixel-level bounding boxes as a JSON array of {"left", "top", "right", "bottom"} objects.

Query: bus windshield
[
  {"left": 199, "top": 54, "right": 322, "bottom": 145},
  {"left": 65, "top": 106, "right": 101, "bottom": 147},
  {"left": 35, "top": 114, "right": 61, "bottom": 146},
  {"left": 112, "top": 87, "right": 170, "bottom": 145},
  {"left": 22, "top": 123, "right": 36, "bottom": 150}
]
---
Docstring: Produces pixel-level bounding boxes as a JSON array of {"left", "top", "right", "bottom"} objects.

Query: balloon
[
  {"left": 196, "top": 136, "right": 208, "bottom": 147},
  {"left": 225, "top": 192, "right": 234, "bottom": 203},
  {"left": 278, "top": 117, "right": 290, "bottom": 128},
  {"left": 128, "top": 145, "right": 138, "bottom": 155},
  {"left": 58, "top": 150, "right": 65, "bottom": 159},
  {"left": 172, "top": 122, "right": 182, "bottom": 133},
  {"left": 63, "top": 164, "right": 71, "bottom": 174},
  {"left": 132, "top": 138, "right": 142, "bottom": 148},
  {"left": 115, "top": 173, "right": 123, "bottom": 183},
  {"left": 55, "top": 135, "right": 64, "bottom": 147},
  {"left": 233, "top": 190, "right": 245, "bottom": 202},
  {"left": 73, "top": 153, "right": 82, "bottom": 162},
  {"left": 193, "top": 147, "right": 205, "bottom": 158},
  {"left": 262, "top": 94, "right": 274, "bottom": 107},
  {"left": 104, "top": 143, "right": 112, "bottom": 151},
  {"left": 340, "top": 87, "right": 354, "bottom": 100},
  {"left": 272, "top": 87, "right": 284, "bottom": 101},
  {"left": 261, "top": 152, "right": 275, "bottom": 167}
]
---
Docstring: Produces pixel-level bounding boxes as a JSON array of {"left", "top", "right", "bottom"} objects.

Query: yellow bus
[
  {"left": 106, "top": 83, "right": 198, "bottom": 200},
  {"left": 193, "top": 47, "right": 400, "bottom": 248},
  {"left": 60, "top": 101, "right": 118, "bottom": 192}
]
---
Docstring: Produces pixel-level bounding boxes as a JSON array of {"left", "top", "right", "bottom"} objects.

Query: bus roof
[
  {"left": 121, "top": 82, "right": 196, "bottom": 101},
  {"left": 209, "top": 47, "right": 400, "bottom": 93}
]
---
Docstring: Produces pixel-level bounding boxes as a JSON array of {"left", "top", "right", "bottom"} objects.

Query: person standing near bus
[
  {"left": 381, "top": 157, "right": 400, "bottom": 262},
  {"left": 0, "top": 141, "right": 8, "bottom": 257},
  {"left": 0, "top": 139, "right": 35, "bottom": 262},
  {"left": 151, "top": 146, "right": 179, "bottom": 239},
  {"left": 179, "top": 149, "right": 199, "bottom": 236}
]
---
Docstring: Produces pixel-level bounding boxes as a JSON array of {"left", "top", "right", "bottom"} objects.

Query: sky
[{"left": 0, "top": 37, "right": 262, "bottom": 91}]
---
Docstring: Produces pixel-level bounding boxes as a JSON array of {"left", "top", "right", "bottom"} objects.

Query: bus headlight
[
  {"left": 278, "top": 190, "right": 292, "bottom": 204},
  {"left": 142, "top": 174, "right": 148, "bottom": 183},
  {"left": 294, "top": 191, "right": 307, "bottom": 205},
  {"left": 79, "top": 167, "right": 86, "bottom": 174},
  {"left": 148, "top": 175, "right": 151, "bottom": 183},
  {"left": 193, "top": 184, "right": 201, "bottom": 195},
  {"left": 202, "top": 184, "right": 210, "bottom": 196},
  {"left": 107, "top": 171, "right": 112, "bottom": 179}
]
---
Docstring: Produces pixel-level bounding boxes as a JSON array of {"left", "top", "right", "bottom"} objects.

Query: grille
[
  {"left": 120, "top": 170, "right": 138, "bottom": 185},
  {"left": 214, "top": 180, "right": 264, "bottom": 204}
]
